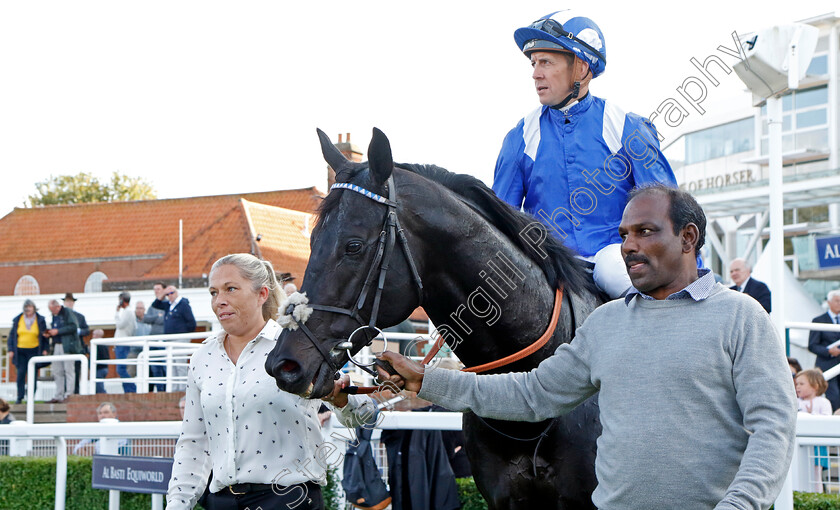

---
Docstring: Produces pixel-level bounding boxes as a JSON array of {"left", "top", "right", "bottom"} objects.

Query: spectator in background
[
  {"left": 0, "top": 398, "right": 16, "bottom": 424},
  {"left": 143, "top": 283, "right": 168, "bottom": 391},
  {"left": 0, "top": 398, "right": 13, "bottom": 455},
  {"left": 729, "top": 259, "right": 771, "bottom": 313},
  {"left": 64, "top": 293, "right": 90, "bottom": 395},
  {"left": 91, "top": 329, "right": 109, "bottom": 394},
  {"left": 789, "top": 357, "right": 803, "bottom": 377},
  {"left": 114, "top": 292, "right": 136, "bottom": 393},
  {"left": 178, "top": 395, "right": 186, "bottom": 420},
  {"left": 151, "top": 285, "right": 196, "bottom": 390},
  {"left": 72, "top": 402, "right": 128, "bottom": 455},
  {"left": 795, "top": 368, "right": 833, "bottom": 493},
  {"left": 7, "top": 299, "right": 48, "bottom": 404},
  {"left": 45, "top": 299, "right": 83, "bottom": 403},
  {"left": 808, "top": 290, "right": 840, "bottom": 412},
  {"left": 134, "top": 301, "right": 151, "bottom": 337}
]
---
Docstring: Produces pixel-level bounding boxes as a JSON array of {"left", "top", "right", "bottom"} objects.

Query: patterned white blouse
[{"left": 166, "top": 319, "right": 375, "bottom": 509}]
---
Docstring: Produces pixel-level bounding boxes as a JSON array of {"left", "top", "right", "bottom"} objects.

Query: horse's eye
[{"left": 345, "top": 241, "right": 363, "bottom": 254}]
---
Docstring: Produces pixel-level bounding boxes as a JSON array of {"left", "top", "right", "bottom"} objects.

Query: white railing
[
  {"left": 90, "top": 332, "right": 209, "bottom": 394},
  {"left": 785, "top": 321, "right": 840, "bottom": 381},
  {"left": 776, "top": 414, "right": 840, "bottom": 509},
  {"left": 27, "top": 354, "right": 90, "bottom": 423},
  {"left": 0, "top": 412, "right": 462, "bottom": 510}
]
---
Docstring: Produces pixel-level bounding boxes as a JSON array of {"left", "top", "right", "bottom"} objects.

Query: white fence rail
[
  {"left": 0, "top": 412, "right": 462, "bottom": 510},
  {"left": 27, "top": 354, "right": 90, "bottom": 423}
]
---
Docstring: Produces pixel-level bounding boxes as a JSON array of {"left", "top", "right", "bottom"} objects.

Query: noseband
[{"left": 282, "top": 174, "right": 424, "bottom": 378}]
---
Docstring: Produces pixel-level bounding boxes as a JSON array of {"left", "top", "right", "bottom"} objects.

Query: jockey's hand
[
  {"left": 322, "top": 373, "right": 350, "bottom": 408},
  {"left": 376, "top": 351, "right": 424, "bottom": 393}
]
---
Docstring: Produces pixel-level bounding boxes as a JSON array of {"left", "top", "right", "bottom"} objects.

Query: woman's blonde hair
[
  {"left": 796, "top": 368, "right": 829, "bottom": 396},
  {"left": 210, "top": 253, "right": 282, "bottom": 321}
]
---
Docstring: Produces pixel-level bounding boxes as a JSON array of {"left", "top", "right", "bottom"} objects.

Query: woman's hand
[{"left": 321, "top": 373, "right": 350, "bottom": 408}]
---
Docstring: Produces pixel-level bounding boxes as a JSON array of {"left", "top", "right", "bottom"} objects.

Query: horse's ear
[
  {"left": 316, "top": 128, "right": 349, "bottom": 175},
  {"left": 367, "top": 127, "right": 393, "bottom": 186}
]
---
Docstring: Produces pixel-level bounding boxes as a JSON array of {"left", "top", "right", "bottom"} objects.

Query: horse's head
[{"left": 266, "top": 128, "right": 423, "bottom": 398}]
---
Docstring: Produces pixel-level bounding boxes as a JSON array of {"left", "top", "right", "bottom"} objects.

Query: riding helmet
[{"left": 514, "top": 10, "right": 607, "bottom": 78}]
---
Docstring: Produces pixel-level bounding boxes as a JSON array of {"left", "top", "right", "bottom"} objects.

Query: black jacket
[
  {"left": 151, "top": 298, "right": 196, "bottom": 334},
  {"left": 7, "top": 312, "right": 49, "bottom": 356},
  {"left": 809, "top": 312, "right": 840, "bottom": 371},
  {"left": 341, "top": 427, "right": 391, "bottom": 510},
  {"left": 730, "top": 277, "right": 771, "bottom": 313},
  {"left": 50, "top": 306, "right": 83, "bottom": 354},
  {"left": 381, "top": 428, "right": 461, "bottom": 510}
]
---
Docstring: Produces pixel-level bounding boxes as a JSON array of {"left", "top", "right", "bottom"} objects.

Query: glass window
[
  {"left": 685, "top": 117, "right": 754, "bottom": 164},
  {"left": 807, "top": 54, "right": 828, "bottom": 75},
  {"left": 795, "top": 87, "right": 828, "bottom": 109},
  {"left": 795, "top": 129, "right": 829, "bottom": 151},
  {"left": 14, "top": 275, "right": 40, "bottom": 296},
  {"left": 84, "top": 271, "right": 108, "bottom": 293},
  {"left": 782, "top": 94, "right": 793, "bottom": 111},
  {"left": 797, "top": 109, "right": 827, "bottom": 129}
]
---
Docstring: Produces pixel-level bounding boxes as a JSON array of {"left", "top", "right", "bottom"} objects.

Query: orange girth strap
[{"left": 422, "top": 286, "right": 564, "bottom": 373}]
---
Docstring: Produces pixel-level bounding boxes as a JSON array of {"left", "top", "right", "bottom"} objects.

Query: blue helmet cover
[{"left": 514, "top": 10, "right": 606, "bottom": 78}]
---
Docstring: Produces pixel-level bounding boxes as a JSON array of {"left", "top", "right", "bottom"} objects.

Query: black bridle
[{"left": 283, "top": 174, "right": 424, "bottom": 378}]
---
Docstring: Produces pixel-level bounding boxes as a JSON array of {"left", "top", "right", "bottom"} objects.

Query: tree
[{"left": 28, "top": 171, "right": 157, "bottom": 206}]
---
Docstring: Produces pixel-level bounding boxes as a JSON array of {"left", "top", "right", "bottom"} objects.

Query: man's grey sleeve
[
  {"left": 715, "top": 305, "right": 797, "bottom": 510},
  {"left": 417, "top": 330, "right": 598, "bottom": 422}
]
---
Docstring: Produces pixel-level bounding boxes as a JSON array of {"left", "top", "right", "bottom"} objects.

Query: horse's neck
[{"left": 407, "top": 193, "right": 559, "bottom": 364}]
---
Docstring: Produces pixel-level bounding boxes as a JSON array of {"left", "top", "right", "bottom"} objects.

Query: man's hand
[
  {"left": 829, "top": 346, "right": 840, "bottom": 357},
  {"left": 47, "top": 329, "right": 58, "bottom": 337},
  {"left": 376, "top": 351, "right": 425, "bottom": 393},
  {"left": 322, "top": 373, "right": 351, "bottom": 409}
]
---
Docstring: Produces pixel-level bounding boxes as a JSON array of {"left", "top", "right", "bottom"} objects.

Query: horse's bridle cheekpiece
[{"left": 279, "top": 174, "right": 424, "bottom": 381}]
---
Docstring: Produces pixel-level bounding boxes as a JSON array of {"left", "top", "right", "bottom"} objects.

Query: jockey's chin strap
[{"left": 284, "top": 174, "right": 424, "bottom": 379}]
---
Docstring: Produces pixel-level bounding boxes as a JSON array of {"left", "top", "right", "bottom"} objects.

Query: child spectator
[{"left": 796, "top": 368, "right": 833, "bottom": 492}]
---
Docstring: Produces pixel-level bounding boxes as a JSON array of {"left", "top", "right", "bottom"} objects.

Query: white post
[
  {"left": 138, "top": 341, "right": 150, "bottom": 394},
  {"left": 179, "top": 219, "right": 183, "bottom": 288},
  {"left": 152, "top": 494, "right": 164, "bottom": 510},
  {"left": 54, "top": 436, "right": 67, "bottom": 510},
  {"left": 165, "top": 346, "right": 173, "bottom": 393},
  {"left": 767, "top": 95, "right": 785, "bottom": 344},
  {"left": 90, "top": 340, "right": 98, "bottom": 394}
]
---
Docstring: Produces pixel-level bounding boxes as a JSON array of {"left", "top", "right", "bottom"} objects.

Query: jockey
[{"left": 493, "top": 10, "right": 679, "bottom": 298}]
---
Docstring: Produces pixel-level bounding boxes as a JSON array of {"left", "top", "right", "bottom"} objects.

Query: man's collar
[{"left": 625, "top": 268, "right": 715, "bottom": 305}]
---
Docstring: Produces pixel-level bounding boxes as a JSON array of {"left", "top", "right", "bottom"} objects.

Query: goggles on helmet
[{"left": 527, "top": 18, "right": 606, "bottom": 63}]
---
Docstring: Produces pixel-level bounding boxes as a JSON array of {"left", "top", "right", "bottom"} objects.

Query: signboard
[
  {"left": 816, "top": 236, "right": 840, "bottom": 269},
  {"left": 92, "top": 455, "right": 173, "bottom": 494}
]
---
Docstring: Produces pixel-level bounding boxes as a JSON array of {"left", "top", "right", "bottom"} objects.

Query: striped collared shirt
[{"left": 625, "top": 268, "right": 715, "bottom": 305}]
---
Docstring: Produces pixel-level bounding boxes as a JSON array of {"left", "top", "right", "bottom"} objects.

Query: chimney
[{"left": 327, "top": 132, "right": 363, "bottom": 189}]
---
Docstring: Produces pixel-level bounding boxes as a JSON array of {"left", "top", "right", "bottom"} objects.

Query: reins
[
  {"left": 343, "top": 285, "right": 565, "bottom": 394},
  {"left": 421, "top": 286, "right": 564, "bottom": 373}
]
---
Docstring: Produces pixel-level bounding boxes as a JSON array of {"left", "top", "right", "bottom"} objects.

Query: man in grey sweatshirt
[{"left": 379, "top": 184, "right": 796, "bottom": 510}]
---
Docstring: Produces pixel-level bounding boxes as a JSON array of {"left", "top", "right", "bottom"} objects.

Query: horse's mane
[
  {"left": 315, "top": 163, "right": 596, "bottom": 295},
  {"left": 396, "top": 163, "right": 595, "bottom": 295}
]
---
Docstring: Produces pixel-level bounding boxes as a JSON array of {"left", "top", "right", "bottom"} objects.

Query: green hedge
[
  {"left": 6, "top": 457, "right": 835, "bottom": 510},
  {"left": 0, "top": 456, "right": 154, "bottom": 510},
  {"left": 790, "top": 491, "right": 840, "bottom": 509}
]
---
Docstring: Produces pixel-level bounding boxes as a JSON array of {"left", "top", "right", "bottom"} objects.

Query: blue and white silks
[{"left": 492, "top": 93, "right": 677, "bottom": 258}]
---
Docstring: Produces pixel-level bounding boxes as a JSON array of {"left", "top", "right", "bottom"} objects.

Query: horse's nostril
[{"left": 279, "top": 360, "right": 300, "bottom": 373}]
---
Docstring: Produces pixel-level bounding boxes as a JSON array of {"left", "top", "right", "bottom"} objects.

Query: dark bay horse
[{"left": 266, "top": 128, "right": 604, "bottom": 509}]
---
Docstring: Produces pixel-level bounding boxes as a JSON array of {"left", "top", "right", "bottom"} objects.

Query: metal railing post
[{"left": 54, "top": 436, "right": 67, "bottom": 510}]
